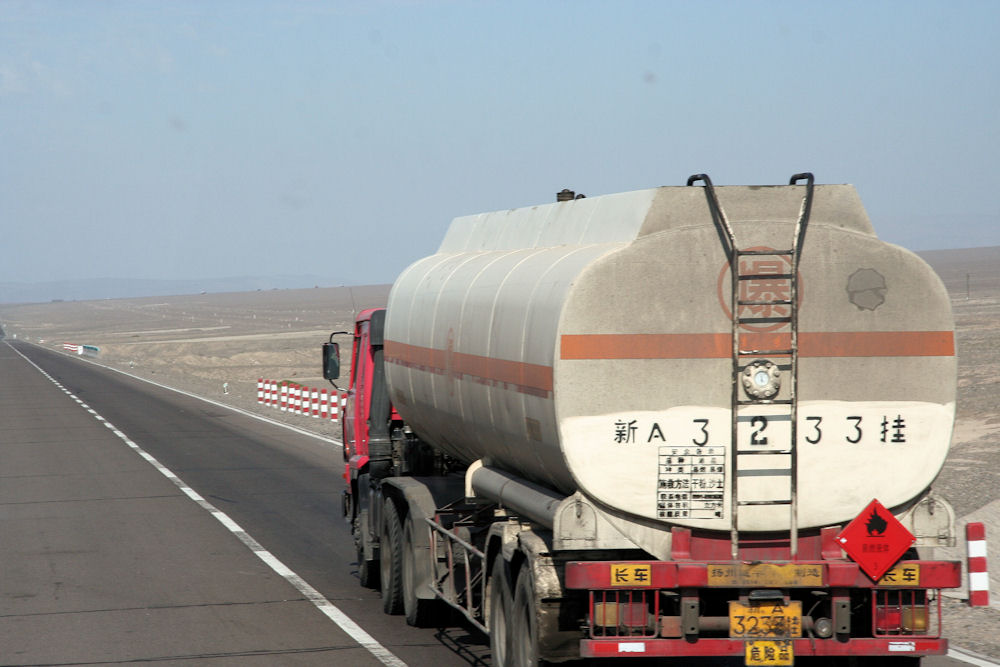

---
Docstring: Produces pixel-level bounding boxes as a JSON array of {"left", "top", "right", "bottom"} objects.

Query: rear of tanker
[{"left": 363, "top": 173, "right": 960, "bottom": 665}]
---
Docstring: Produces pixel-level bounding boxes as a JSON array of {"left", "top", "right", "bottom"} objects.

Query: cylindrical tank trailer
[{"left": 384, "top": 178, "right": 954, "bottom": 537}]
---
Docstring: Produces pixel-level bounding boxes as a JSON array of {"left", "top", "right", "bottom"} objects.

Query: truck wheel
[
  {"left": 511, "top": 565, "right": 543, "bottom": 667},
  {"left": 380, "top": 499, "right": 404, "bottom": 614},
  {"left": 402, "top": 514, "right": 440, "bottom": 627},
  {"left": 488, "top": 552, "right": 513, "bottom": 666}
]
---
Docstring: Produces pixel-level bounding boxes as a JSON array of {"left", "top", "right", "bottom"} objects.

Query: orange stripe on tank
[
  {"left": 559, "top": 331, "right": 955, "bottom": 359},
  {"left": 384, "top": 340, "right": 554, "bottom": 396}
]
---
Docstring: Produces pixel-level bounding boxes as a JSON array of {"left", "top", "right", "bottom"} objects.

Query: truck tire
[
  {"left": 488, "top": 552, "right": 514, "bottom": 666},
  {"left": 402, "top": 514, "right": 440, "bottom": 627},
  {"left": 511, "top": 565, "right": 544, "bottom": 667},
  {"left": 380, "top": 499, "right": 404, "bottom": 614}
]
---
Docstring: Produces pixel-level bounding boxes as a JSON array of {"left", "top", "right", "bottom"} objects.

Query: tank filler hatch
[{"left": 687, "top": 173, "right": 814, "bottom": 560}]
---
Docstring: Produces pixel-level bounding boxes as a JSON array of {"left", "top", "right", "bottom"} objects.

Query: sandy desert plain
[{"left": 1, "top": 247, "right": 999, "bottom": 658}]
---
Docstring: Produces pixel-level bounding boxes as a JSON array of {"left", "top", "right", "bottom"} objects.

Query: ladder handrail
[
  {"left": 686, "top": 174, "right": 736, "bottom": 258},
  {"left": 687, "top": 173, "right": 743, "bottom": 560},
  {"left": 787, "top": 172, "right": 813, "bottom": 560}
]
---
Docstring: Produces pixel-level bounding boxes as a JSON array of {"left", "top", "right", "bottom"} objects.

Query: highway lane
[
  {"left": 1, "top": 341, "right": 487, "bottom": 666},
  {"left": 2, "top": 341, "right": 986, "bottom": 667}
]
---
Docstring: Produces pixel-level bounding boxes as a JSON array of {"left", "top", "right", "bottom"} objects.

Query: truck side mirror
[{"left": 322, "top": 341, "right": 341, "bottom": 380}]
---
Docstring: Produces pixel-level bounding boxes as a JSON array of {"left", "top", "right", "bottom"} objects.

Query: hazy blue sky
[{"left": 2, "top": 0, "right": 998, "bottom": 289}]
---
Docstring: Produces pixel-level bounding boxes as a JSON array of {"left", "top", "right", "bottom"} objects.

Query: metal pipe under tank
[{"left": 468, "top": 462, "right": 565, "bottom": 528}]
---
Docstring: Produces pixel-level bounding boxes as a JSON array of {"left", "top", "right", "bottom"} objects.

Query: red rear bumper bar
[{"left": 582, "top": 637, "right": 948, "bottom": 659}]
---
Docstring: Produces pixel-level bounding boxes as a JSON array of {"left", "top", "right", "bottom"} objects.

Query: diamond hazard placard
[{"left": 837, "top": 498, "right": 915, "bottom": 582}]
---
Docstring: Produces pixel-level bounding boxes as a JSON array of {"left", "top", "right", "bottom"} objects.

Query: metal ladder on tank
[{"left": 687, "top": 173, "right": 814, "bottom": 560}]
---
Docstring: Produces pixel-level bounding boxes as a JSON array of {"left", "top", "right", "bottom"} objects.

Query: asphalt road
[
  {"left": 0, "top": 341, "right": 487, "bottom": 666},
  {"left": 0, "top": 341, "right": 986, "bottom": 667}
]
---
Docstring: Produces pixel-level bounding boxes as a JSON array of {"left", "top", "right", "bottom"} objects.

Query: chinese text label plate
[
  {"left": 877, "top": 563, "right": 921, "bottom": 587},
  {"left": 609, "top": 563, "right": 653, "bottom": 587},
  {"left": 744, "top": 639, "right": 794, "bottom": 666},
  {"left": 709, "top": 563, "right": 823, "bottom": 587}
]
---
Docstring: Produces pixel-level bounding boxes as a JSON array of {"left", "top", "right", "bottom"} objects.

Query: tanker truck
[{"left": 323, "top": 173, "right": 961, "bottom": 666}]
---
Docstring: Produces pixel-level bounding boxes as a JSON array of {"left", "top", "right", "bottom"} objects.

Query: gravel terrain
[{"left": 1, "top": 248, "right": 997, "bottom": 659}]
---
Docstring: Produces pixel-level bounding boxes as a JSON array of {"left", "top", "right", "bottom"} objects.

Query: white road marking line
[
  {"left": 20, "top": 341, "right": 344, "bottom": 447},
  {"left": 8, "top": 342, "right": 406, "bottom": 667},
  {"left": 949, "top": 647, "right": 1000, "bottom": 667}
]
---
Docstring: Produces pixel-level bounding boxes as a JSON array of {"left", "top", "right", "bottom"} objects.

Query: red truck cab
[{"left": 324, "top": 307, "right": 401, "bottom": 483}]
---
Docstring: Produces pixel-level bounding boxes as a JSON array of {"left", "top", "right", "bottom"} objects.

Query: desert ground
[{"left": 1, "top": 247, "right": 998, "bottom": 658}]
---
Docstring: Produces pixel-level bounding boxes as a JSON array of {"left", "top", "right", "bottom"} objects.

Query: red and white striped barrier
[
  {"left": 257, "top": 379, "right": 343, "bottom": 423},
  {"left": 61, "top": 342, "right": 100, "bottom": 358},
  {"left": 967, "top": 522, "right": 990, "bottom": 607}
]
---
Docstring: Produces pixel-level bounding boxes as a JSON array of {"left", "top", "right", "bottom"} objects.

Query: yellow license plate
[
  {"left": 745, "top": 639, "right": 794, "bottom": 666},
  {"left": 708, "top": 563, "right": 823, "bottom": 587},
  {"left": 877, "top": 563, "right": 920, "bottom": 586},
  {"left": 729, "top": 601, "right": 802, "bottom": 638}
]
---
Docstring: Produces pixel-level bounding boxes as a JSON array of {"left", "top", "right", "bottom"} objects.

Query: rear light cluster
[
  {"left": 589, "top": 590, "right": 658, "bottom": 638},
  {"left": 872, "top": 590, "right": 939, "bottom": 636},
  {"left": 587, "top": 588, "right": 943, "bottom": 640}
]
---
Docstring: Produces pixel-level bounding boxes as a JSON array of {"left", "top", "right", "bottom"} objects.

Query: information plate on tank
[
  {"left": 729, "top": 601, "right": 802, "bottom": 638},
  {"left": 744, "top": 639, "right": 793, "bottom": 666},
  {"left": 709, "top": 564, "right": 822, "bottom": 587}
]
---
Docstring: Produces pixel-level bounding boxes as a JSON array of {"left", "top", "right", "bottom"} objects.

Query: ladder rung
[
  {"left": 738, "top": 300, "right": 793, "bottom": 306},
  {"left": 737, "top": 399, "right": 793, "bottom": 405},
  {"left": 736, "top": 449, "right": 793, "bottom": 455},
  {"left": 739, "top": 317, "right": 792, "bottom": 324},
  {"left": 739, "top": 349, "right": 794, "bottom": 356},
  {"left": 736, "top": 249, "right": 794, "bottom": 256},
  {"left": 738, "top": 499, "right": 793, "bottom": 506},
  {"left": 738, "top": 273, "right": 795, "bottom": 280}
]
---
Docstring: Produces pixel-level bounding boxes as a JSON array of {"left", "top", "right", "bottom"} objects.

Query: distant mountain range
[{"left": 0, "top": 275, "right": 343, "bottom": 305}]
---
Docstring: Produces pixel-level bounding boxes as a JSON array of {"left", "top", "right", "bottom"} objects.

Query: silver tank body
[{"left": 383, "top": 184, "right": 955, "bottom": 533}]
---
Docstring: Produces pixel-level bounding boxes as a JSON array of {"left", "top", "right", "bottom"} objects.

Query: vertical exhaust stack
[{"left": 556, "top": 189, "right": 584, "bottom": 202}]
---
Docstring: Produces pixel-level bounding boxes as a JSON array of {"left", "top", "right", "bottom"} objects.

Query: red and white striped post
[
  {"left": 271, "top": 380, "right": 278, "bottom": 407},
  {"left": 257, "top": 379, "right": 264, "bottom": 404},
  {"left": 967, "top": 522, "right": 989, "bottom": 607},
  {"left": 320, "top": 389, "right": 329, "bottom": 420},
  {"left": 280, "top": 382, "right": 288, "bottom": 411},
  {"left": 311, "top": 388, "right": 319, "bottom": 417}
]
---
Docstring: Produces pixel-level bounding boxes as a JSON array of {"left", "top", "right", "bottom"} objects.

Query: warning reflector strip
[{"left": 967, "top": 522, "right": 990, "bottom": 607}]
